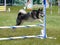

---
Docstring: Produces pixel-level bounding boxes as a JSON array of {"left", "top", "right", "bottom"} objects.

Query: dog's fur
[{"left": 16, "top": 8, "right": 43, "bottom": 26}]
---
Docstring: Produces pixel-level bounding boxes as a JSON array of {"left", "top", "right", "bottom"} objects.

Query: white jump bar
[{"left": 0, "top": 24, "right": 44, "bottom": 29}]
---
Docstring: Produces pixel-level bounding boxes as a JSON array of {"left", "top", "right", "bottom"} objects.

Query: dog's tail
[{"left": 19, "top": 9, "right": 27, "bottom": 14}]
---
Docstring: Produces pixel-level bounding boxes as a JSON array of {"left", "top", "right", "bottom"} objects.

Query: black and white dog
[{"left": 16, "top": 8, "right": 43, "bottom": 26}]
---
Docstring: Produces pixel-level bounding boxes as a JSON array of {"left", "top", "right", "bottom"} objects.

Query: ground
[{"left": 0, "top": 6, "right": 60, "bottom": 45}]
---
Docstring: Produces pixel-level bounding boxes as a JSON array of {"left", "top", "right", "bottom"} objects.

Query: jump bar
[{"left": 0, "top": 24, "right": 44, "bottom": 29}]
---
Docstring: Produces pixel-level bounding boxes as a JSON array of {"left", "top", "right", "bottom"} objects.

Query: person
[{"left": 27, "top": 0, "right": 33, "bottom": 10}]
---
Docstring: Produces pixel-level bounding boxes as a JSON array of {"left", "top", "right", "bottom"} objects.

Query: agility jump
[
  {"left": 0, "top": 0, "right": 56, "bottom": 41},
  {"left": 0, "top": 0, "right": 6, "bottom": 11}
]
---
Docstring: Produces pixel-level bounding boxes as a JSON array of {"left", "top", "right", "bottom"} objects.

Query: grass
[{"left": 0, "top": 6, "right": 60, "bottom": 45}]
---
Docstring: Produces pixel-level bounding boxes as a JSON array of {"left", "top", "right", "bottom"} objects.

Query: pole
[
  {"left": 50, "top": 0, "right": 52, "bottom": 15},
  {"left": 43, "top": 0, "right": 46, "bottom": 38},
  {"left": 4, "top": 0, "right": 6, "bottom": 11},
  {"left": 58, "top": 0, "right": 60, "bottom": 14}
]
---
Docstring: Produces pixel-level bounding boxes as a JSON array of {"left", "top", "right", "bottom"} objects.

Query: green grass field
[{"left": 0, "top": 6, "right": 60, "bottom": 45}]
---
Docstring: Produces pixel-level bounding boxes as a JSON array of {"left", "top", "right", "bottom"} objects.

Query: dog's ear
[
  {"left": 38, "top": 8, "right": 40, "bottom": 10},
  {"left": 40, "top": 8, "right": 43, "bottom": 11}
]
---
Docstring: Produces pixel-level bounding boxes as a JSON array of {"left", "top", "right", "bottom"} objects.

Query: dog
[{"left": 16, "top": 8, "right": 43, "bottom": 26}]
